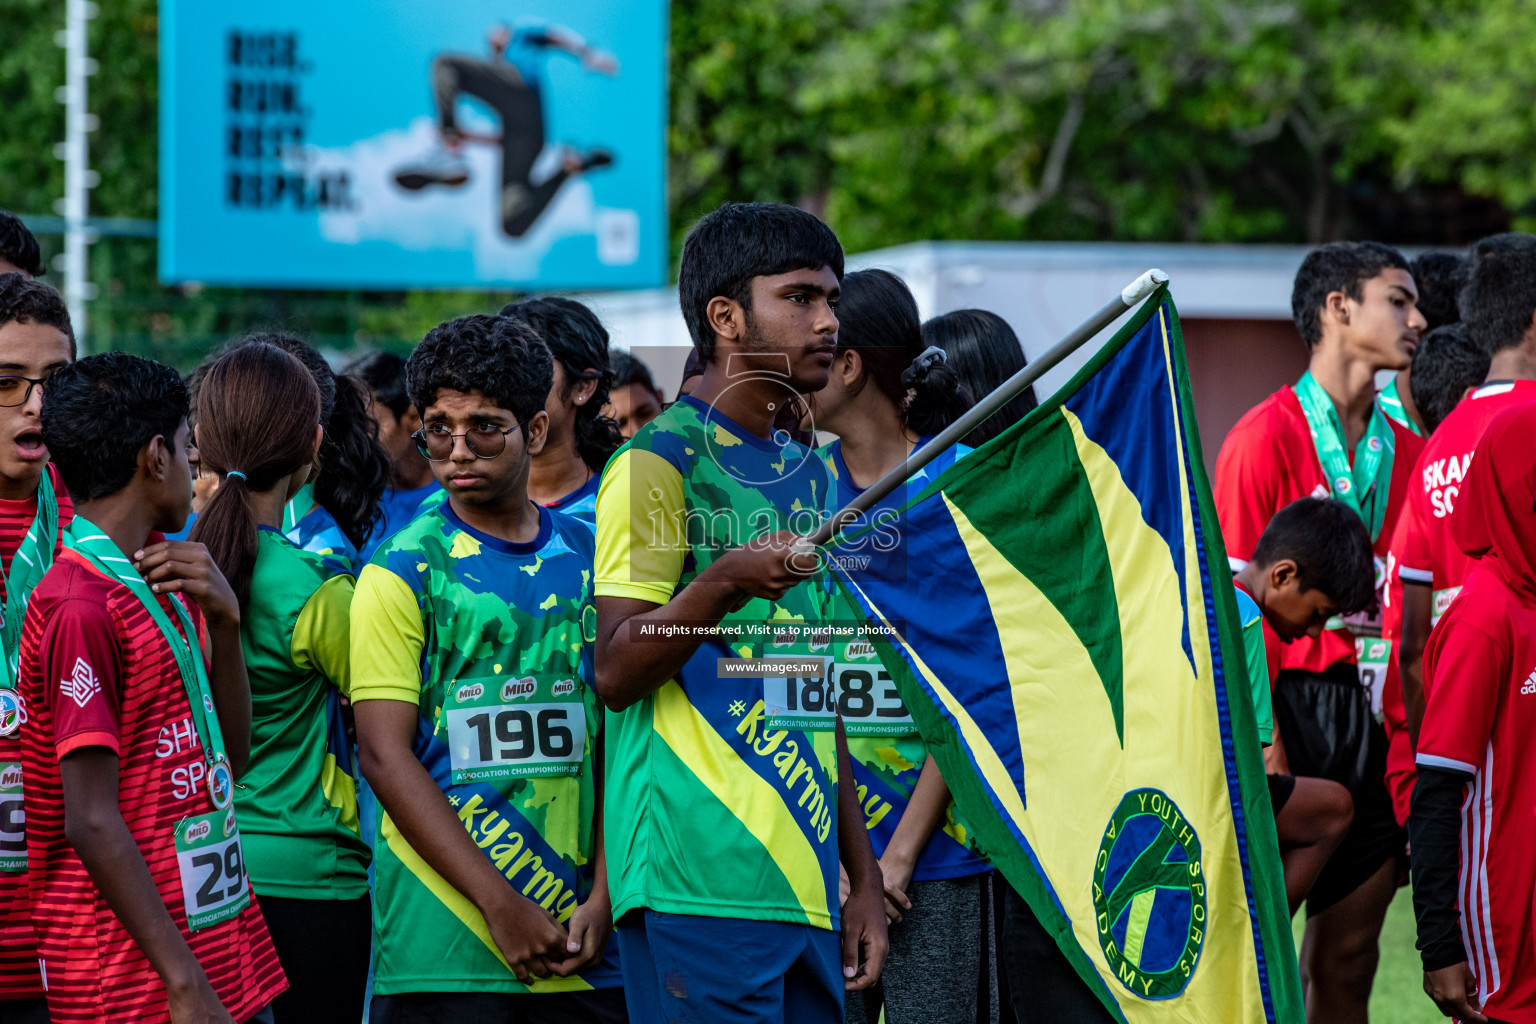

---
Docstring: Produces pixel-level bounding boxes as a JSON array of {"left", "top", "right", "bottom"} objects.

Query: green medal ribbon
[
  {"left": 62, "top": 516, "right": 234, "bottom": 811},
  {"left": 0, "top": 470, "right": 59, "bottom": 690},
  {"left": 1294, "top": 371, "right": 1395, "bottom": 542}
]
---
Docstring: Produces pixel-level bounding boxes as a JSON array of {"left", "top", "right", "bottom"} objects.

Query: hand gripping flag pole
[{"left": 803, "top": 268, "right": 1169, "bottom": 550}]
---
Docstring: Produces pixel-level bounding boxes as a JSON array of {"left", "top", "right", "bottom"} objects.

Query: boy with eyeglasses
[
  {"left": 350, "top": 315, "right": 624, "bottom": 1024},
  {"left": 0, "top": 274, "right": 75, "bottom": 1024}
]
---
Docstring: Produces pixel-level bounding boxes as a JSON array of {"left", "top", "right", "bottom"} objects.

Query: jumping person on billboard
[{"left": 394, "top": 22, "right": 619, "bottom": 238}]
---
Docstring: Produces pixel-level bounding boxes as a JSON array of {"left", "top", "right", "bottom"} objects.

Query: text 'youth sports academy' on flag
[{"left": 828, "top": 286, "right": 1301, "bottom": 1024}]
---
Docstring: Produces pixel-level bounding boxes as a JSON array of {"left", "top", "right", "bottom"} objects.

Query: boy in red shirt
[
  {"left": 1378, "top": 320, "right": 1490, "bottom": 827},
  {"left": 1389, "top": 235, "right": 1536, "bottom": 830},
  {"left": 1410, "top": 403, "right": 1536, "bottom": 1024},
  {"left": 0, "top": 275, "right": 75, "bottom": 1024},
  {"left": 1214, "top": 241, "right": 1426, "bottom": 1018},
  {"left": 18, "top": 354, "right": 285, "bottom": 1024}
]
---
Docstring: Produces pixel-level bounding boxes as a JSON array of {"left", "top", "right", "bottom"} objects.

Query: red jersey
[
  {"left": 17, "top": 548, "right": 285, "bottom": 1024},
  {"left": 1418, "top": 564, "right": 1536, "bottom": 1022},
  {"left": 1214, "top": 385, "right": 1424, "bottom": 674},
  {"left": 0, "top": 466, "right": 71, "bottom": 1002},
  {"left": 1380, "top": 381, "right": 1536, "bottom": 827},
  {"left": 1379, "top": 537, "right": 1413, "bottom": 827},
  {"left": 1394, "top": 380, "right": 1536, "bottom": 622}
]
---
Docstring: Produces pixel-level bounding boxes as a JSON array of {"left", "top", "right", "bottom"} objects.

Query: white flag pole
[{"left": 803, "top": 268, "right": 1169, "bottom": 550}]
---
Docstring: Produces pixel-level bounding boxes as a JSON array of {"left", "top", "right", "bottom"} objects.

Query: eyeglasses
[
  {"left": 412, "top": 423, "right": 519, "bottom": 462},
  {"left": 0, "top": 376, "right": 49, "bottom": 408}
]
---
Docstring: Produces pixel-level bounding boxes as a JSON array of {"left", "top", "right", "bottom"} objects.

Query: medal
[
  {"left": 1294, "top": 372, "right": 1395, "bottom": 542},
  {"left": 0, "top": 691, "right": 24, "bottom": 737},
  {"left": 207, "top": 755, "right": 234, "bottom": 810}
]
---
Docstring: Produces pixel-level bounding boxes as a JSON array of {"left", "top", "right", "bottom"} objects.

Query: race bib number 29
[{"left": 173, "top": 808, "right": 250, "bottom": 931}]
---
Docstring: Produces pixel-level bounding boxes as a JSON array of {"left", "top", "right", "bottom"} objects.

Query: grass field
[{"left": 1292, "top": 886, "right": 1441, "bottom": 1023}]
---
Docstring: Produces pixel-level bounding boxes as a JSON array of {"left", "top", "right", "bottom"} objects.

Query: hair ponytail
[
  {"left": 501, "top": 296, "right": 624, "bottom": 472},
  {"left": 231, "top": 332, "right": 390, "bottom": 549},
  {"left": 189, "top": 343, "right": 323, "bottom": 607},
  {"left": 834, "top": 269, "right": 974, "bottom": 435},
  {"left": 921, "top": 310, "right": 1036, "bottom": 448},
  {"left": 901, "top": 348, "right": 974, "bottom": 435}
]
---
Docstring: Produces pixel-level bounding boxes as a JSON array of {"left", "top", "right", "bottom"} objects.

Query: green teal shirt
[
  {"left": 235, "top": 528, "right": 370, "bottom": 899},
  {"left": 595, "top": 396, "right": 841, "bottom": 930},
  {"left": 350, "top": 502, "right": 618, "bottom": 994}
]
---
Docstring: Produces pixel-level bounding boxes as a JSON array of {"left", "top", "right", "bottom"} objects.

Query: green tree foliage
[{"left": 0, "top": 0, "right": 1525, "bottom": 360}]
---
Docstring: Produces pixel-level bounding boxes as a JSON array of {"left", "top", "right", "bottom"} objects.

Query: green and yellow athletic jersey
[
  {"left": 235, "top": 527, "right": 369, "bottom": 899},
  {"left": 1234, "top": 587, "right": 1275, "bottom": 745},
  {"left": 595, "top": 395, "right": 841, "bottom": 931},
  {"left": 350, "top": 502, "right": 619, "bottom": 994}
]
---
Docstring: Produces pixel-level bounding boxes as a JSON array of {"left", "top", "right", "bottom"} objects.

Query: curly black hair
[
  {"left": 501, "top": 296, "right": 623, "bottom": 472},
  {"left": 229, "top": 332, "right": 389, "bottom": 549},
  {"left": 1290, "top": 241, "right": 1411, "bottom": 349},
  {"left": 1408, "top": 323, "right": 1489, "bottom": 435},
  {"left": 1459, "top": 233, "right": 1536, "bottom": 357},
  {"left": 41, "top": 352, "right": 188, "bottom": 501},
  {"left": 1408, "top": 251, "right": 1468, "bottom": 331},
  {"left": 408, "top": 315, "right": 552, "bottom": 437},
  {"left": 0, "top": 213, "right": 43, "bottom": 278},
  {"left": 0, "top": 273, "right": 74, "bottom": 355}
]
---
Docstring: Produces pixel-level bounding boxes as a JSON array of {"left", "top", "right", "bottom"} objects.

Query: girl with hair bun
[
  {"left": 921, "top": 308, "right": 1037, "bottom": 449},
  {"left": 189, "top": 342, "right": 372, "bottom": 1024}
]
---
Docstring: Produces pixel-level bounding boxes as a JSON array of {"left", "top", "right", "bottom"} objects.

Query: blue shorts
[{"left": 616, "top": 911, "right": 843, "bottom": 1024}]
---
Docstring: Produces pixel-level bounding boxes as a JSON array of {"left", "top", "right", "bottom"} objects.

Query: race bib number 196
[
  {"left": 445, "top": 700, "right": 586, "bottom": 783},
  {"left": 173, "top": 808, "right": 250, "bottom": 931},
  {"left": 0, "top": 762, "right": 24, "bottom": 872}
]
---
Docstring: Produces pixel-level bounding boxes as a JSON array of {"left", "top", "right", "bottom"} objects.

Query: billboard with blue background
[{"left": 160, "top": 0, "right": 667, "bottom": 289}]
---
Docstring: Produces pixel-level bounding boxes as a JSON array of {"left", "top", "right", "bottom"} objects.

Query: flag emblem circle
[{"left": 1092, "top": 788, "right": 1205, "bottom": 998}]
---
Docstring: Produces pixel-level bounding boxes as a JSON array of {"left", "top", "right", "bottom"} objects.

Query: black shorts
[
  {"left": 999, "top": 881, "right": 1115, "bottom": 1023},
  {"left": 1266, "top": 773, "right": 1296, "bottom": 815},
  {"left": 370, "top": 988, "right": 627, "bottom": 1024},
  {"left": 1272, "top": 663, "right": 1405, "bottom": 916}
]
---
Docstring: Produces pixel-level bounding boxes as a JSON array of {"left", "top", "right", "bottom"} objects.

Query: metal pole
[
  {"left": 56, "top": 0, "right": 99, "bottom": 346},
  {"left": 804, "top": 268, "right": 1169, "bottom": 549}
]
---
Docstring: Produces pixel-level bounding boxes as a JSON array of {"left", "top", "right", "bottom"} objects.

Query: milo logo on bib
[
  {"left": 500, "top": 677, "right": 537, "bottom": 701},
  {"left": 844, "top": 640, "right": 876, "bottom": 661},
  {"left": 184, "top": 819, "right": 212, "bottom": 844}
]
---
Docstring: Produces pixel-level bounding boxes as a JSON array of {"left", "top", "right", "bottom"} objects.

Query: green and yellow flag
[{"left": 830, "top": 287, "right": 1300, "bottom": 1022}]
